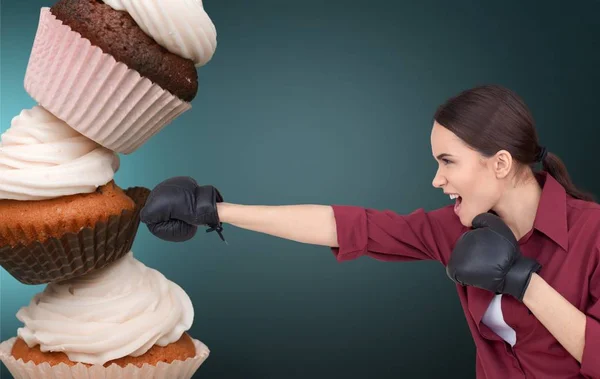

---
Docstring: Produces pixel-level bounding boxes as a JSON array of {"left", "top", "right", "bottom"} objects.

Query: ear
[{"left": 491, "top": 149, "right": 512, "bottom": 179}]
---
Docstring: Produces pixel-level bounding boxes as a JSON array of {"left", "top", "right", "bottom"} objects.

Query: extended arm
[
  {"left": 140, "top": 176, "right": 339, "bottom": 246},
  {"left": 217, "top": 202, "right": 338, "bottom": 247},
  {"left": 139, "top": 177, "right": 460, "bottom": 264}
]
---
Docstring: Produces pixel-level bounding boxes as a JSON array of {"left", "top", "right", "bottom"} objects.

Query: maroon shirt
[{"left": 330, "top": 171, "right": 600, "bottom": 379}]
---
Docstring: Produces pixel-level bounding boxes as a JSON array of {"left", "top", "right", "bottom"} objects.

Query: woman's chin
[
  {"left": 458, "top": 209, "right": 475, "bottom": 228},
  {"left": 460, "top": 217, "right": 472, "bottom": 228},
  {"left": 460, "top": 208, "right": 497, "bottom": 227},
  {"left": 454, "top": 203, "right": 467, "bottom": 225}
]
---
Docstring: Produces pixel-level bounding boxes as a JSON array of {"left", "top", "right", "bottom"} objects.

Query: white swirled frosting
[
  {"left": 103, "top": 0, "right": 217, "bottom": 67},
  {"left": 16, "top": 252, "right": 194, "bottom": 366},
  {"left": 0, "top": 106, "right": 119, "bottom": 201}
]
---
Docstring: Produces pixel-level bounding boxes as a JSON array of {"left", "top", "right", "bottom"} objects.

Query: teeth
[{"left": 449, "top": 194, "right": 459, "bottom": 200}]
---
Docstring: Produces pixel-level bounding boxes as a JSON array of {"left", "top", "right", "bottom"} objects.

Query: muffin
[
  {"left": 0, "top": 181, "right": 134, "bottom": 248},
  {"left": 0, "top": 105, "right": 149, "bottom": 285},
  {"left": 24, "top": 0, "right": 218, "bottom": 154},
  {"left": 0, "top": 252, "right": 210, "bottom": 379},
  {"left": 10, "top": 333, "right": 196, "bottom": 368},
  {"left": 50, "top": 0, "right": 201, "bottom": 102}
]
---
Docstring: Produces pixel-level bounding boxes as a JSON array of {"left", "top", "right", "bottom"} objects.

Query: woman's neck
[{"left": 492, "top": 172, "right": 543, "bottom": 241}]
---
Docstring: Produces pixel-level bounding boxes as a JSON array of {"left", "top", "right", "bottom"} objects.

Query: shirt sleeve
[
  {"left": 329, "top": 204, "right": 466, "bottom": 266},
  {"left": 580, "top": 246, "right": 600, "bottom": 378}
]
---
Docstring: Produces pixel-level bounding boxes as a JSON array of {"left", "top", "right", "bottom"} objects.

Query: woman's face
[{"left": 430, "top": 121, "right": 503, "bottom": 227}]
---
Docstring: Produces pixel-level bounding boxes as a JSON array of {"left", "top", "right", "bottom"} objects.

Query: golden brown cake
[
  {"left": 0, "top": 253, "right": 210, "bottom": 378},
  {"left": 0, "top": 106, "right": 150, "bottom": 285},
  {"left": 0, "top": 181, "right": 135, "bottom": 248},
  {"left": 11, "top": 333, "right": 196, "bottom": 368}
]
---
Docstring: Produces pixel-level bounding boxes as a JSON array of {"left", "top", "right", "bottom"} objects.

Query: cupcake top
[
  {"left": 102, "top": 0, "right": 217, "bottom": 67},
  {"left": 0, "top": 106, "right": 119, "bottom": 201},
  {"left": 16, "top": 252, "right": 194, "bottom": 366}
]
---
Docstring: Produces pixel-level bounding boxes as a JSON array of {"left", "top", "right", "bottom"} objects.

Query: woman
[{"left": 140, "top": 85, "right": 600, "bottom": 379}]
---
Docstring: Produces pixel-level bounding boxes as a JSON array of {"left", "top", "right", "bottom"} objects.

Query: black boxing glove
[
  {"left": 140, "top": 176, "right": 226, "bottom": 243},
  {"left": 446, "top": 212, "right": 541, "bottom": 302}
]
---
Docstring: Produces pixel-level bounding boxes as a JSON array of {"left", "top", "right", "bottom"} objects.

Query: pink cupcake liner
[
  {"left": 24, "top": 8, "right": 192, "bottom": 155},
  {"left": 0, "top": 337, "right": 210, "bottom": 379}
]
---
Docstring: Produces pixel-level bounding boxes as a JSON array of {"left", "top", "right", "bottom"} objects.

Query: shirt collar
[{"left": 532, "top": 171, "right": 569, "bottom": 251}]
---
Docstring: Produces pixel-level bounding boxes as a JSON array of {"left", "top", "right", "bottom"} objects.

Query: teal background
[{"left": 1, "top": 0, "right": 599, "bottom": 377}]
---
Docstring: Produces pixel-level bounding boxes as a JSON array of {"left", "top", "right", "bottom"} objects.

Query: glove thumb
[
  {"left": 471, "top": 212, "right": 504, "bottom": 229},
  {"left": 146, "top": 220, "right": 198, "bottom": 242},
  {"left": 471, "top": 212, "right": 517, "bottom": 242}
]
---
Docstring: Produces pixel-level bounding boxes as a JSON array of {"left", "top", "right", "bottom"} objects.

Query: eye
[{"left": 441, "top": 158, "right": 452, "bottom": 165}]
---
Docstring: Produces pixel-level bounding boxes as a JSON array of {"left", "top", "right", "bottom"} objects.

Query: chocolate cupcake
[
  {"left": 23, "top": 0, "right": 217, "bottom": 154},
  {"left": 50, "top": 0, "right": 199, "bottom": 102}
]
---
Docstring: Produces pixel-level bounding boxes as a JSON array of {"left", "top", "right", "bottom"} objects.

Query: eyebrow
[{"left": 435, "top": 153, "right": 454, "bottom": 160}]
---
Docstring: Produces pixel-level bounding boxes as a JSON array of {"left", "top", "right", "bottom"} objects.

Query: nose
[{"left": 432, "top": 167, "right": 446, "bottom": 189}]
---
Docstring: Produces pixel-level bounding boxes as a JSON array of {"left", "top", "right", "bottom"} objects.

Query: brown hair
[{"left": 433, "top": 84, "right": 595, "bottom": 202}]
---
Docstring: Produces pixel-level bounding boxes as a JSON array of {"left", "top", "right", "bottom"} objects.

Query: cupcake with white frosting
[
  {"left": 24, "top": 0, "right": 218, "bottom": 154},
  {"left": 0, "top": 105, "right": 150, "bottom": 285},
  {"left": 0, "top": 252, "right": 210, "bottom": 378}
]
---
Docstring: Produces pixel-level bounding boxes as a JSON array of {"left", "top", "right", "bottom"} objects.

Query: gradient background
[{"left": 1, "top": 0, "right": 599, "bottom": 378}]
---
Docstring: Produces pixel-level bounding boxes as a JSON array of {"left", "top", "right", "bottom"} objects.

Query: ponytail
[
  {"left": 540, "top": 151, "right": 596, "bottom": 202},
  {"left": 432, "top": 84, "right": 597, "bottom": 204}
]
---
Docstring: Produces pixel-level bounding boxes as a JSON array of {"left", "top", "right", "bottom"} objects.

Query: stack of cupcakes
[{"left": 0, "top": 0, "right": 217, "bottom": 378}]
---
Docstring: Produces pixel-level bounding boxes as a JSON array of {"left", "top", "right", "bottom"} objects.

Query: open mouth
[{"left": 449, "top": 193, "right": 462, "bottom": 214}]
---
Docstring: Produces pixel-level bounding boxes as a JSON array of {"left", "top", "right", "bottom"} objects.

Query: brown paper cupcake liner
[{"left": 0, "top": 187, "right": 150, "bottom": 285}]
